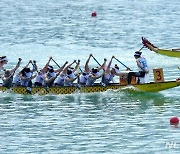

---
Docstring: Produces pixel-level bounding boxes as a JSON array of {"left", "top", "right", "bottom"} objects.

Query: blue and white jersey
[
  {"left": 103, "top": 73, "right": 114, "bottom": 84},
  {"left": 86, "top": 72, "right": 100, "bottom": 86},
  {"left": 137, "top": 57, "right": 148, "bottom": 71}
]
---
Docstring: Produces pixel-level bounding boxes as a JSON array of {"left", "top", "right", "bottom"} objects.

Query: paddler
[
  {"left": 86, "top": 58, "right": 107, "bottom": 86},
  {"left": 0, "top": 56, "right": 8, "bottom": 75},
  {"left": 64, "top": 60, "right": 81, "bottom": 86},
  {"left": 2, "top": 58, "right": 22, "bottom": 88},
  {"left": 102, "top": 56, "right": 122, "bottom": 85},
  {"left": 79, "top": 54, "right": 92, "bottom": 85}
]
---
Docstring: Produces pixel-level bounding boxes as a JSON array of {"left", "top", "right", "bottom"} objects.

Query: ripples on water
[{"left": 0, "top": 0, "right": 180, "bottom": 153}]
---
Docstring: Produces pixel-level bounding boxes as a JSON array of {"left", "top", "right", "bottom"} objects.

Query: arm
[
  {"left": 44, "top": 72, "right": 60, "bottom": 84},
  {"left": 62, "top": 60, "right": 76, "bottom": 74},
  {"left": 10, "top": 58, "right": 22, "bottom": 74},
  {"left": 73, "top": 60, "right": 80, "bottom": 73},
  {"left": 65, "top": 74, "right": 80, "bottom": 83},
  {"left": 84, "top": 54, "right": 92, "bottom": 72},
  {"left": 89, "top": 72, "right": 104, "bottom": 80},
  {"left": 106, "top": 56, "right": 114, "bottom": 74},
  {"left": 41, "top": 57, "right": 52, "bottom": 73},
  {"left": 18, "top": 60, "right": 32, "bottom": 75},
  {"left": 97, "top": 58, "right": 107, "bottom": 71}
]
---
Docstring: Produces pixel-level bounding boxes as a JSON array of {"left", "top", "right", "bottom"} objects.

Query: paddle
[
  {"left": 178, "top": 67, "right": 180, "bottom": 70},
  {"left": 92, "top": 55, "right": 101, "bottom": 66},
  {"left": 114, "top": 57, "right": 132, "bottom": 71},
  {"left": 91, "top": 55, "right": 106, "bottom": 85},
  {"left": 51, "top": 58, "right": 61, "bottom": 68}
]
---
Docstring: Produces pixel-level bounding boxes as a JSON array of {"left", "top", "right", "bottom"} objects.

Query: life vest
[
  {"left": 55, "top": 74, "right": 66, "bottom": 86},
  {"left": 12, "top": 75, "right": 21, "bottom": 86},
  {"left": 103, "top": 73, "right": 114, "bottom": 84},
  {"left": 35, "top": 74, "right": 44, "bottom": 84},
  {"left": 79, "top": 72, "right": 89, "bottom": 84},
  {"left": 86, "top": 72, "right": 100, "bottom": 86},
  {"left": 21, "top": 72, "right": 33, "bottom": 86},
  {"left": 64, "top": 73, "right": 76, "bottom": 86}
]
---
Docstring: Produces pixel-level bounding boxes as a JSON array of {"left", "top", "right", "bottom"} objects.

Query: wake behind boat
[{"left": 142, "top": 37, "right": 180, "bottom": 58}]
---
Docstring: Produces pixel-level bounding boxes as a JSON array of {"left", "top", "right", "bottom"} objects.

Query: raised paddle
[
  {"left": 92, "top": 55, "right": 101, "bottom": 66},
  {"left": 114, "top": 57, "right": 132, "bottom": 71},
  {"left": 51, "top": 58, "right": 61, "bottom": 68}
]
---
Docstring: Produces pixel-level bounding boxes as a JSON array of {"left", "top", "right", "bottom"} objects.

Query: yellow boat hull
[
  {"left": 133, "top": 81, "right": 179, "bottom": 92},
  {"left": 157, "top": 49, "right": 180, "bottom": 58},
  {"left": 0, "top": 81, "right": 179, "bottom": 95}
]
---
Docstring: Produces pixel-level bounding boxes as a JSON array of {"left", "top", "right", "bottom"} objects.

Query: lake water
[{"left": 0, "top": 0, "right": 180, "bottom": 153}]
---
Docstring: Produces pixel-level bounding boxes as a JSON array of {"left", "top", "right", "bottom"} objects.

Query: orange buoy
[
  {"left": 91, "top": 12, "right": 97, "bottom": 17},
  {"left": 170, "top": 116, "right": 179, "bottom": 126}
]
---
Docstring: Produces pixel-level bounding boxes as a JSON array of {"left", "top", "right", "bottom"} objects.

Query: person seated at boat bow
[
  {"left": 0, "top": 56, "right": 8, "bottom": 75},
  {"left": 128, "top": 51, "right": 149, "bottom": 84},
  {"left": 2, "top": 58, "right": 22, "bottom": 88}
]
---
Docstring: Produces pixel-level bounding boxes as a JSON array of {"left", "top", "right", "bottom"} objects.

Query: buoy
[
  {"left": 170, "top": 116, "right": 179, "bottom": 125},
  {"left": 91, "top": 12, "right": 97, "bottom": 17}
]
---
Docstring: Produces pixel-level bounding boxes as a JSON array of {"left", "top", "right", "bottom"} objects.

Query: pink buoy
[
  {"left": 91, "top": 12, "right": 97, "bottom": 17},
  {"left": 170, "top": 116, "right": 179, "bottom": 126}
]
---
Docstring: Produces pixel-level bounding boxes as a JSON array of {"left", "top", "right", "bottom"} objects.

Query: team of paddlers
[{"left": 0, "top": 52, "right": 149, "bottom": 93}]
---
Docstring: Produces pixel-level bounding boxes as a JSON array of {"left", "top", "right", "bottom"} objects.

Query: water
[{"left": 0, "top": 0, "right": 180, "bottom": 153}]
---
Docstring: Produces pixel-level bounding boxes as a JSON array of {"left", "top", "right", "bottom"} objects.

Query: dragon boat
[
  {"left": 142, "top": 37, "right": 180, "bottom": 58},
  {"left": 0, "top": 79, "right": 179, "bottom": 95}
]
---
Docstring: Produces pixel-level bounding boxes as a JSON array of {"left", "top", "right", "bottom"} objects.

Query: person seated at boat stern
[
  {"left": 2, "top": 58, "right": 22, "bottom": 88},
  {"left": 128, "top": 51, "right": 149, "bottom": 84},
  {"left": 102, "top": 56, "right": 122, "bottom": 85},
  {"left": 86, "top": 58, "right": 107, "bottom": 86}
]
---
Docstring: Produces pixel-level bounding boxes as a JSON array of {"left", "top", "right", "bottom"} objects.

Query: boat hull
[
  {"left": 157, "top": 49, "right": 180, "bottom": 58},
  {"left": 0, "top": 81, "right": 179, "bottom": 94},
  {"left": 133, "top": 81, "right": 179, "bottom": 92}
]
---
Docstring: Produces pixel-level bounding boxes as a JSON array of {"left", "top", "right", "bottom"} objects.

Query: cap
[{"left": 134, "top": 51, "right": 142, "bottom": 56}]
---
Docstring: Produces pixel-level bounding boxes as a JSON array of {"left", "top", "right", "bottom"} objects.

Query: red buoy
[
  {"left": 91, "top": 12, "right": 97, "bottom": 17},
  {"left": 170, "top": 116, "right": 179, "bottom": 125}
]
